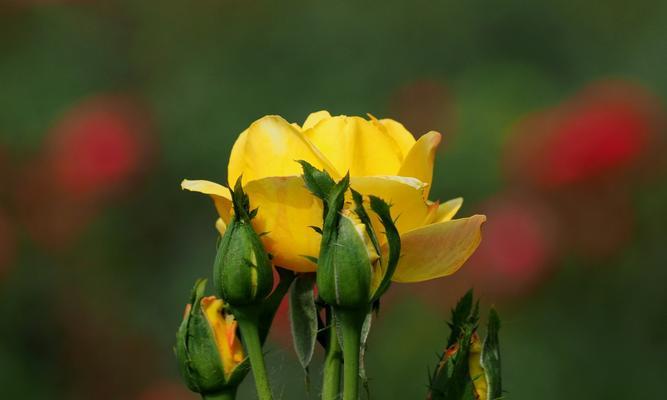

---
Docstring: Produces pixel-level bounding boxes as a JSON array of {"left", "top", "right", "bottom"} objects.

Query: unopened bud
[
  {"left": 214, "top": 179, "right": 273, "bottom": 306},
  {"left": 175, "top": 279, "right": 249, "bottom": 394}
]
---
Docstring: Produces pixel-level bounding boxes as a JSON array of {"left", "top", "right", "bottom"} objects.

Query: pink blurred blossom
[
  {"left": 46, "top": 95, "right": 153, "bottom": 201},
  {"left": 466, "top": 193, "right": 557, "bottom": 299},
  {"left": 506, "top": 80, "right": 664, "bottom": 189},
  {"left": 13, "top": 94, "right": 153, "bottom": 251}
]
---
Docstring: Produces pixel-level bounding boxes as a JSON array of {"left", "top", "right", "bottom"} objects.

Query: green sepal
[
  {"left": 289, "top": 273, "right": 318, "bottom": 374},
  {"left": 215, "top": 178, "right": 273, "bottom": 306},
  {"left": 351, "top": 189, "right": 381, "bottom": 258},
  {"left": 359, "top": 310, "right": 373, "bottom": 398},
  {"left": 482, "top": 308, "right": 502, "bottom": 400},
  {"left": 447, "top": 289, "right": 477, "bottom": 348},
  {"left": 368, "top": 195, "right": 401, "bottom": 302},
  {"left": 297, "top": 160, "right": 336, "bottom": 206}
]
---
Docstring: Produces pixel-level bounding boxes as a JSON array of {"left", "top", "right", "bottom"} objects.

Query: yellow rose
[{"left": 182, "top": 111, "right": 485, "bottom": 282}]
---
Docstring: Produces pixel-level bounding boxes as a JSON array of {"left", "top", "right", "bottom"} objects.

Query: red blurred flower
[
  {"left": 46, "top": 95, "right": 153, "bottom": 201},
  {"left": 399, "top": 193, "right": 557, "bottom": 307},
  {"left": 12, "top": 94, "right": 153, "bottom": 250},
  {"left": 465, "top": 193, "right": 557, "bottom": 299},
  {"left": 506, "top": 80, "right": 664, "bottom": 189}
]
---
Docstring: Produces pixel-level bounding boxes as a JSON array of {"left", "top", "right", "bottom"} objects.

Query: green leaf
[
  {"left": 369, "top": 195, "right": 401, "bottom": 302},
  {"left": 482, "top": 308, "right": 502, "bottom": 400},
  {"left": 289, "top": 273, "right": 318, "bottom": 373}
]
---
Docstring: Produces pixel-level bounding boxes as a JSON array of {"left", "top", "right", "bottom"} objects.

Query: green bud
[
  {"left": 317, "top": 210, "right": 374, "bottom": 307},
  {"left": 427, "top": 290, "right": 503, "bottom": 400},
  {"left": 214, "top": 179, "right": 274, "bottom": 306},
  {"left": 175, "top": 279, "right": 250, "bottom": 395},
  {"left": 298, "top": 161, "right": 401, "bottom": 309}
]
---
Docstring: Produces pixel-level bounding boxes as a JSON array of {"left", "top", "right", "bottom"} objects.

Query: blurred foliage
[{"left": 1, "top": 0, "right": 666, "bottom": 399}]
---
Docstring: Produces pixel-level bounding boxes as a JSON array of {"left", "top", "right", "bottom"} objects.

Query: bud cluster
[{"left": 427, "top": 290, "right": 503, "bottom": 400}]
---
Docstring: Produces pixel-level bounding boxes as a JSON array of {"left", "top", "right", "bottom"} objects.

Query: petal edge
[{"left": 390, "top": 214, "right": 486, "bottom": 283}]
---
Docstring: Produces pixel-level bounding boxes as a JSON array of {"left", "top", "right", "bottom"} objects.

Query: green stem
[
  {"left": 202, "top": 387, "right": 237, "bottom": 400},
  {"left": 322, "top": 308, "right": 342, "bottom": 400},
  {"left": 235, "top": 307, "right": 273, "bottom": 400},
  {"left": 337, "top": 308, "right": 365, "bottom": 400}
]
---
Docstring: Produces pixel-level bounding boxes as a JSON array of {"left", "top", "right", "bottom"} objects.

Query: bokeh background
[{"left": 2, "top": 1, "right": 667, "bottom": 399}]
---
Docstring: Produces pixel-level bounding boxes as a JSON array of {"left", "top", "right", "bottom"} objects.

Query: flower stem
[
  {"left": 322, "top": 308, "right": 342, "bottom": 400},
  {"left": 235, "top": 306, "right": 273, "bottom": 400},
  {"left": 202, "top": 388, "right": 237, "bottom": 400},
  {"left": 337, "top": 308, "right": 366, "bottom": 400}
]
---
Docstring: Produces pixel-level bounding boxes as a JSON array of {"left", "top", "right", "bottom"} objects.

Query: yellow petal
[
  {"left": 215, "top": 218, "right": 227, "bottom": 235},
  {"left": 181, "top": 179, "right": 233, "bottom": 224},
  {"left": 390, "top": 215, "right": 486, "bottom": 283},
  {"left": 243, "top": 176, "right": 323, "bottom": 273},
  {"left": 304, "top": 116, "right": 405, "bottom": 176},
  {"left": 469, "top": 333, "right": 488, "bottom": 400},
  {"left": 228, "top": 115, "right": 339, "bottom": 185},
  {"left": 349, "top": 176, "right": 433, "bottom": 236},
  {"left": 373, "top": 118, "right": 416, "bottom": 159},
  {"left": 435, "top": 197, "right": 463, "bottom": 222},
  {"left": 397, "top": 131, "right": 441, "bottom": 199},
  {"left": 302, "top": 110, "right": 332, "bottom": 130},
  {"left": 201, "top": 297, "right": 244, "bottom": 377}
]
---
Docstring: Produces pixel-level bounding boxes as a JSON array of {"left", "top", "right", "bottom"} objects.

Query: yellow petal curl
[
  {"left": 373, "top": 118, "right": 416, "bottom": 160},
  {"left": 181, "top": 179, "right": 233, "bottom": 224},
  {"left": 228, "top": 115, "right": 339, "bottom": 185},
  {"left": 201, "top": 297, "right": 245, "bottom": 377},
  {"left": 397, "top": 131, "right": 442, "bottom": 198},
  {"left": 390, "top": 215, "right": 486, "bottom": 282},
  {"left": 435, "top": 197, "right": 463, "bottom": 222}
]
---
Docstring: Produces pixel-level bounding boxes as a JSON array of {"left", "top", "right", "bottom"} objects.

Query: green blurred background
[{"left": 1, "top": 1, "right": 666, "bottom": 399}]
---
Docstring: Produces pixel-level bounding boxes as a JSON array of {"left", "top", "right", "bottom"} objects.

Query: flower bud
[
  {"left": 214, "top": 179, "right": 273, "bottom": 306},
  {"left": 427, "top": 292, "right": 502, "bottom": 400},
  {"left": 468, "top": 333, "right": 489, "bottom": 399},
  {"left": 299, "top": 161, "right": 401, "bottom": 309},
  {"left": 175, "top": 279, "right": 249, "bottom": 394},
  {"left": 317, "top": 210, "right": 375, "bottom": 308}
]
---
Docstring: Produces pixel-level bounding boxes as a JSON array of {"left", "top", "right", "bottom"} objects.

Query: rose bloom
[{"left": 183, "top": 111, "right": 485, "bottom": 282}]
